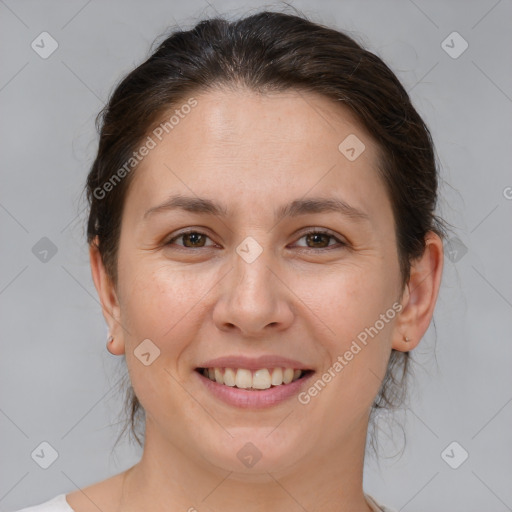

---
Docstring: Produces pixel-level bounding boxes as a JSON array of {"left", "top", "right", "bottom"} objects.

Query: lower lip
[{"left": 195, "top": 370, "right": 315, "bottom": 409}]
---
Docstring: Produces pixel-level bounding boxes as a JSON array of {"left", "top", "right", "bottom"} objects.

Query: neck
[{"left": 120, "top": 416, "right": 373, "bottom": 512}]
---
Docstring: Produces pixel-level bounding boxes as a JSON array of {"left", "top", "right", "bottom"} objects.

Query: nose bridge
[
  {"left": 213, "top": 233, "right": 293, "bottom": 334},
  {"left": 231, "top": 235, "right": 276, "bottom": 308}
]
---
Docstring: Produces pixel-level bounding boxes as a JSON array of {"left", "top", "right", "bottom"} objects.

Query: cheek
[
  {"left": 117, "top": 260, "right": 211, "bottom": 404},
  {"left": 301, "top": 262, "right": 395, "bottom": 340},
  {"left": 120, "top": 260, "right": 207, "bottom": 341},
  {"left": 118, "top": 262, "right": 208, "bottom": 418},
  {"left": 303, "top": 263, "right": 396, "bottom": 390}
]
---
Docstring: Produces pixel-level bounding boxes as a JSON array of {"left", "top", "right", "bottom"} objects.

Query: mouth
[{"left": 195, "top": 366, "right": 314, "bottom": 394}]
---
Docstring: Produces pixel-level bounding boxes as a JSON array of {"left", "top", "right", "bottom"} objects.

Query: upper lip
[{"left": 197, "top": 355, "right": 313, "bottom": 371}]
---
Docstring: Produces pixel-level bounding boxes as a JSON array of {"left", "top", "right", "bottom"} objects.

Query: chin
[{"left": 200, "top": 432, "right": 308, "bottom": 477}]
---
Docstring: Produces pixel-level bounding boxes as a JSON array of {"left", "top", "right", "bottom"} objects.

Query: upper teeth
[{"left": 202, "top": 367, "right": 303, "bottom": 389}]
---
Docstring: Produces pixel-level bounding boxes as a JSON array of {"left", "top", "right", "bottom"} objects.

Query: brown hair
[{"left": 84, "top": 8, "right": 446, "bottom": 454}]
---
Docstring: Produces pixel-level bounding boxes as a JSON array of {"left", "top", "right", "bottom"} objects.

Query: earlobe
[
  {"left": 392, "top": 231, "right": 444, "bottom": 352},
  {"left": 107, "top": 334, "right": 125, "bottom": 356},
  {"left": 89, "top": 238, "right": 125, "bottom": 355}
]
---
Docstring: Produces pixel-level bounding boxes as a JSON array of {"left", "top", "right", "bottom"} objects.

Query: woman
[{"left": 17, "top": 9, "right": 444, "bottom": 512}]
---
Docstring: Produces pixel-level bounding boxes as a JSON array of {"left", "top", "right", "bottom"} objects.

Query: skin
[{"left": 71, "top": 88, "right": 443, "bottom": 512}]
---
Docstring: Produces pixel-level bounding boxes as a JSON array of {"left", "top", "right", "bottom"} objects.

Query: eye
[
  {"left": 292, "top": 230, "right": 347, "bottom": 250},
  {"left": 165, "top": 230, "right": 216, "bottom": 249}
]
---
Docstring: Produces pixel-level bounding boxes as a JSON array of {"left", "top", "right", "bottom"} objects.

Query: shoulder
[
  {"left": 14, "top": 469, "right": 128, "bottom": 512},
  {"left": 365, "top": 493, "right": 399, "bottom": 512},
  {"left": 11, "top": 494, "right": 74, "bottom": 512}
]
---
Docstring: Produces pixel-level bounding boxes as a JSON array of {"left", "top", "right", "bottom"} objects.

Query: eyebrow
[{"left": 143, "top": 194, "right": 370, "bottom": 223}]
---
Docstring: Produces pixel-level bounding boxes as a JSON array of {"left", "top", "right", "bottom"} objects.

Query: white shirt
[{"left": 13, "top": 492, "right": 398, "bottom": 511}]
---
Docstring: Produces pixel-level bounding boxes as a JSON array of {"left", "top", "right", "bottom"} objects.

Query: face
[{"left": 103, "top": 88, "right": 406, "bottom": 476}]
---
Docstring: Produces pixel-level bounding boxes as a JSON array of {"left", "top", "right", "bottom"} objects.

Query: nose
[{"left": 212, "top": 241, "right": 295, "bottom": 338}]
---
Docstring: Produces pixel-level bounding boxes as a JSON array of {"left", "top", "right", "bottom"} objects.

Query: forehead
[
  {"left": 123, "top": 87, "right": 389, "bottom": 225},
  {"left": 169, "top": 87, "right": 374, "bottom": 158}
]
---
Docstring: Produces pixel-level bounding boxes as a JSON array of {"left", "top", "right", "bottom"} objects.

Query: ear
[
  {"left": 89, "top": 237, "right": 125, "bottom": 355},
  {"left": 392, "top": 231, "right": 444, "bottom": 352}
]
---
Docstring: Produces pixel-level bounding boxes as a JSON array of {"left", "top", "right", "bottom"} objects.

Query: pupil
[
  {"left": 308, "top": 233, "right": 327, "bottom": 248},
  {"left": 185, "top": 232, "right": 204, "bottom": 247}
]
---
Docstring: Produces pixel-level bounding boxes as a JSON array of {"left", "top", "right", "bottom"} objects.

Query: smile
[
  {"left": 196, "top": 367, "right": 312, "bottom": 390},
  {"left": 194, "top": 366, "right": 315, "bottom": 409}
]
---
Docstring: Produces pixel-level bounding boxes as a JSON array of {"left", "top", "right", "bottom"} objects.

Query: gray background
[{"left": 1, "top": 0, "right": 511, "bottom": 511}]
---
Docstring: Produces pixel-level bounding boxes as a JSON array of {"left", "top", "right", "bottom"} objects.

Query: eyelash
[{"left": 165, "top": 229, "right": 347, "bottom": 251}]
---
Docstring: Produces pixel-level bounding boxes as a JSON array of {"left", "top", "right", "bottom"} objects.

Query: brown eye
[
  {"left": 182, "top": 232, "right": 206, "bottom": 247},
  {"left": 294, "top": 230, "right": 346, "bottom": 250},
  {"left": 166, "top": 230, "right": 213, "bottom": 248},
  {"left": 305, "top": 232, "right": 331, "bottom": 248}
]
